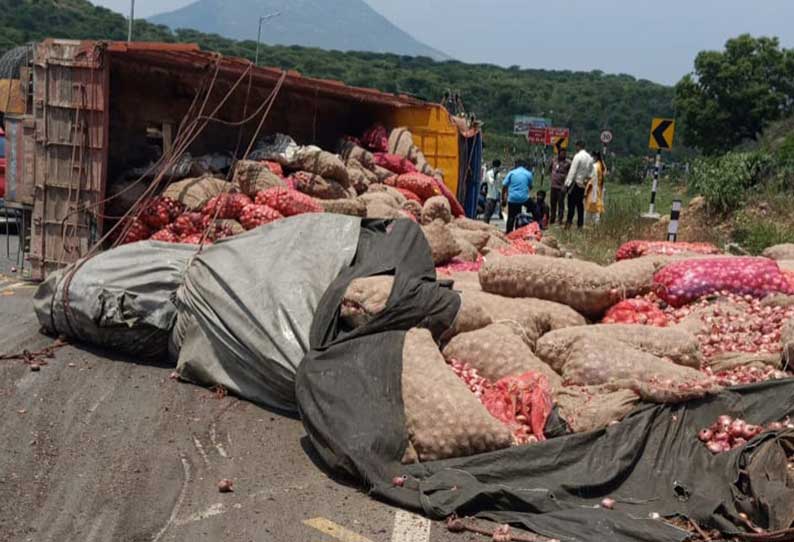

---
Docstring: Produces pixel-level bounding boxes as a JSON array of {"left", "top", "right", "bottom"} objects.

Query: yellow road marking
[{"left": 303, "top": 517, "right": 374, "bottom": 542}]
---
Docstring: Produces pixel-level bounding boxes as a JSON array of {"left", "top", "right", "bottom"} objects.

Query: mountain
[
  {"left": 149, "top": 0, "right": 449, "bottom": 60},
  {"left": 0, "top": 0, "right": 674, "bottom": 156}
]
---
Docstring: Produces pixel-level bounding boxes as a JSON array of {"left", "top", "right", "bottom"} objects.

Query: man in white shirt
[
  {"left": 564, "top": 141, "right": 595, "bottom": 229},
  {"left": 482, "top": 159, "right": 503, "bottom": 224}
]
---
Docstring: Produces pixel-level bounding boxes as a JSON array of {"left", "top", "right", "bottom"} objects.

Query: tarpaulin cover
[
  {"left": 33, "top": 242, "right": 196, "bottom": 359},
  {"left": 296, "top": 220, "right": 794, "bottom": 541},
  {"left": 171, "top": 214, "right": 362, "bottom": 413}
]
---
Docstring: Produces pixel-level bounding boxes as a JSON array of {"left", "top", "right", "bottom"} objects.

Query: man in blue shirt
[{"left": 501, "top": 159, "right": 533, "bottom": 233}]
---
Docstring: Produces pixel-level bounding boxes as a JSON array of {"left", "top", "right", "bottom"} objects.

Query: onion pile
[
  {"left": 703, "top": 365, "right": 788, "bottom": 387},
  {"left": 698, "top": 415, "right": 793, "bottom": 453},
  {"left": 435, "top": 256, "right": 484, "bottom": 275},
  {"left": 447, "top": 359, "right": 490, "bottom": 398}
]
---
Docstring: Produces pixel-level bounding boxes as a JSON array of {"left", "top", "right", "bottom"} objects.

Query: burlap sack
[
  {"left": 358, "top": 191, "right": 400, "bottom": 209},
  {"left": 317, "top": 198, "right": 367, "bottom": 217},
  {"left": 455, "top": 239, "right": 480, "bottom": 262},
  {"left": 783, "top": 318, "right": 794, "bottom": 367},
  {"left": 367, "top": 201, "right": 403, "bottom": 220},
  {"left": 340, "top": 141, "right": 375, "bottom": 169},
  {"left": 449, "top": 227, "right": 489, "bottom": 252},
  {"left": 452, "top": 217, "right": 507, "bottom": 240},
  {"left": 401, "top": 328, "right": 513, "bottom": 463},
  {"left": 541, "top": 235, "right": 560, "bottom": 250},
  {"left": 366, "top": 184, "right": 406, "bottom": 206},
  {"left": 232, "top": 160, "right": 286, "bottom": 197},
  {"left": 442, "top": 323, "right": 561, "bottom": 388},
  {"left": 444, "top": 293, "right": 492, "bottom": 338},
  {"left": 479, "top": 255, "right": 662, "bottom": 317},
  {"left": 292, "top": 147, "right": 351, "bottom": 187},
  {"left": 422, "top": 221, "right": 461, "bottom": 265},
  {"left": 777, "top": 260, "right": 794, "bottom": 273},
  {"left": 531, "top": 241, "right": 563, "bottom": 258},
  {"left": 347, "top": 160, "right": 374, "bottom": 195},
  {"left": 341, "top": 276, "right": 393, "bottom": 328},
  {"left": 373, "top": 165, "right": 395, "bottom": 182},
  {"left": 211, "top": 219, "right": 245, "bottom": 236},
  {"left": 762, "top": 244, "right": 794, "bottom": 261},
  {"left": 421, "top": 196, "right": 452, "bottom": 225},
  {"left": 163, "top": 176, "right": 230, "bottom": 210},
  {"left": 483, "top": 234, "right": 511, "bottom": 252},
  {"left": 674, "top": 300, "right": 745, "bottom": 336},
  {"left": 449, "top": 271, "right": 481, "bottom": 292},
  {"left": 536, "top": 324, "right": 702, "bottom": 372},
  {"left": 293, "top": 172, "right": 350, "bottom": 200},
  {"left": 557, "top": 336, "right": 714, "bottom": 403},
  {"left": 401, "top": 200, "right": 423, "bottom": 221},
  {"left": 706, "top": 352, "right": 783, "bottom": 372},
  {"left": 388, "top": 127, "right": 418, "bottom": 162},
  {"left": 554, "top": 386, "right": 640, "bottom": 433},
  {"left": 761, "top": 293, "right": 794, "bottom": 307}
]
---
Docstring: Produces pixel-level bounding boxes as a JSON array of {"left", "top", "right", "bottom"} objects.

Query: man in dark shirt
[
  {"left": 548, "top": 148, "right": 572, "bottom": 225},
  {"left": 532, "top": 190, "right": 550, "bottom": 229}
]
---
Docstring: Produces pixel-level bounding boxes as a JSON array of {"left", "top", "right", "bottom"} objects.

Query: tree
[{"left": 675, "top": 35, "right": 794, "bottom": 154}]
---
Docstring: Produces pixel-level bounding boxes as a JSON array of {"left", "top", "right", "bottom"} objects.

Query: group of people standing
[{"left": 481, "top": 141, "right": 606, "bottom": 233}]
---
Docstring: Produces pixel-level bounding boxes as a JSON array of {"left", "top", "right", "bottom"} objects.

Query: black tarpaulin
[{"left": 296, "top": 219, "right": 794, "bottom": 542}]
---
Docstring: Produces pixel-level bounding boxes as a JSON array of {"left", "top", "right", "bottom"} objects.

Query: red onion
[
  {"left": 728, "top": 419, "right": 746, "bottom": 438},
  {"left": 217, "top": 479, "right": 234, "bottom": 493},
  {"left": 713, "top": 431, "right": 730, "bottom": 442},
  {"left": 392, "top": 475, "right": 407, "bottom": 487},
  {"left": 767, "top": 421, "right": 784, "bottom": 431},
  {"left": 716, "top": 415, "right": 733, "bottom": 429},
  {"left": 698, "top": 429, "right": 713, "bottom": 442},
  {"left": 706, "top": 441, "right": 724, "bottom": 453},
  {"left": 601, "top": 498, "right": 616, "bottom": 510}
]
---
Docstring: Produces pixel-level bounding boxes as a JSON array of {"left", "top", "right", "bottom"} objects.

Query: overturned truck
[
  {"left": 9, "top": 39, "right": 483, "bottom": 280},
  {"left": 34, "top": 214, "right": 794, "bottom": 542}
]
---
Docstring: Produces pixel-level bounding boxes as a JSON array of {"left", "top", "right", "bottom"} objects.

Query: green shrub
[
  {"left": 688, "top": 151, "right": 774, "bottom": 213},
  {"left": 611, "top": 156, "right": 647, "bottom": 185}
]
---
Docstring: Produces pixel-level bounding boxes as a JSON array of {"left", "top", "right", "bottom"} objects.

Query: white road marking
[
  {"left": 152, "top": 455, "right": 192, "bottom": 542},
  {"left": 210, "top": 422, "right": 228, "bottom": 458},
  {"left": 391, "top": 510, "right": 431, "bottom": 542},
  {"left": 192, "top": 435, "right": 211, "bottom": 466},
  {"left": 175, "top": 502, "right": 227, "bottom": 526}
]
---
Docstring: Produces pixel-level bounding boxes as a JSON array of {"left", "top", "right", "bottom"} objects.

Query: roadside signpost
[
  {"left": 546, "top": 127, "right": 570, "bottom": 155},
  {"left": 667, "top": 199, "right": 682, "bottom": 242},
  {"left": 643, "top": 118, "right": 676, "bottom": 219},
  {"left": 600, "top": 130, "right": 613, "bottom": 146},
  {"left": 514, "top": 116, "right": 551, "bottom": 135},
  {"left": 527, "top": 126, "right": 547, "bottom": 145}
]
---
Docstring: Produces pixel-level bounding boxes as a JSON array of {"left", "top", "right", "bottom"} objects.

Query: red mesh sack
[
  {"left": 602, "top": 298, "right": 668, "bottom": 326},
  {"left": 654, "top": 257, "right": 792, "bottom": 307},
  {"left": 140, "top": 196, "right": 185, "bottom": 229},
  {"left": 373, "top": 153, "right": 417, "bottom": 175},
  {"left": 507, "top": 222, "right": 542, "bottom": 242},
  {"left": 616, "top": 240, "right": 720, "bottom": 261},
  {"left": 239, "top": 203, "right": 284, "bottom": 230},
  {"left": 261, "top": 160, "right": 284, "bottom": 177},
  {"left": 151, "top": 228, "right": 180, "bottom": 243},
  {"left": 481, "top": 372, "right": 553, "bottom": 444},
  {"left": 202, "top": 193, "right": 253, "bottom": 220},
  {"left": 171, "top": 212, "right": 206, "bottom": 237},
  {"left": 117, "top": 218, "right": 152, "bottom": 245},
  {"left": 496, "top": 239, "right": 537, "bottom": 257},
  {"left": 387, "top": 173, "right": 441, "bottom": 201},
  {"left": 395, "top": 188, "right": 422, "bottom": 203},
  {"left": 432, "top": 177, "right": 466, "bottom": 218},
  {"left": 436, "top": 256, "right": 484, "bottom": 276},
  {"left": 361, "top": 124, "right": 389, "bottom": 153},
  {"left": 255, "top": 187, "right": 323, "bottom": 217},
  {"left": 180, "top": 233, "right": 213, "bottom": 245}
]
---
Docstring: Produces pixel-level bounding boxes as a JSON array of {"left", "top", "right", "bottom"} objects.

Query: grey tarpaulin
[
  {"left": 171, "top": 214, "right": 361, "bottom": 412},
  {"left": 33, "top": 242, "right": 196, "bottom": 359}
]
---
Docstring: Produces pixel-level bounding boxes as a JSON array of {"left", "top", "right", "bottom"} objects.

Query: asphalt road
[{"left": 0, "top": 237, "right": 486, "bottom": 542}]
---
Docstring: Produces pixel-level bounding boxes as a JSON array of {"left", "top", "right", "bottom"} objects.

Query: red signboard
[
  {"left": 545, "top": 127, "right": 570, "bottom": 146},
  {"left": 527, "top": 127, "right": 547, "bottom": 145}
]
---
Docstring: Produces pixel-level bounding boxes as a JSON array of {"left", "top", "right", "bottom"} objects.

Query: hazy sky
[{"left": 96, "top": 0, "right": 794, "bottom": 85}]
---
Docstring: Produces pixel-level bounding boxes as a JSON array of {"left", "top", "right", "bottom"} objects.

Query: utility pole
[
  {"left": 255, "top": 12, "right": 282, "bottom": 66},
  {"left": 128, "top": 0, "right": 135, "bottom": 42}
]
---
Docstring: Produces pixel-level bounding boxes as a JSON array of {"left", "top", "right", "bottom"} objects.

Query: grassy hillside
[{"left": 1, "top": 0, "right": 675, "bottom": 157}]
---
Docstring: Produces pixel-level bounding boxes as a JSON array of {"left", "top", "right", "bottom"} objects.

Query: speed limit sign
[{"left": 600, "top": 130, "right": 614, "bottom": 145}]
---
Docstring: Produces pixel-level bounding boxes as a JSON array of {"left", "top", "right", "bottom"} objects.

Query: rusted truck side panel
[{"left": 29, "top": 41, "right": 109, "bottom": 280}]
